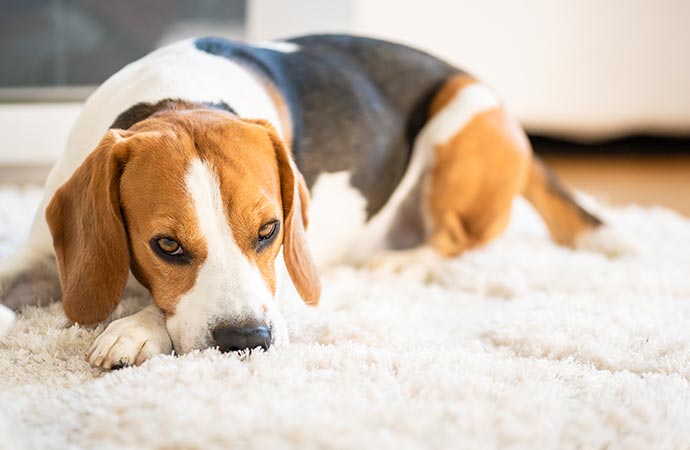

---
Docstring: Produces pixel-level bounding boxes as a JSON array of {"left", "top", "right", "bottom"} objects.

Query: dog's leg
[
  {"left": 87, "top": 304, "right": 173, "bottom": 370},
  {"left": 368, "top": 76, "right": 520, "bottom": 272},
  {"left": 423, "top": 76, "right": 533, "bottom": 257},
  {"left": 0, "top": 184, "right": 64, "bottom": 311},
  {"left": 368, "top": 75, "right": 612, "bottom": 274},
  {"left": 0, "top": 246, "right": 61, "bottom": 311},
  {"left": 422, "top": 82, "right": 622, "bottom": 261}
]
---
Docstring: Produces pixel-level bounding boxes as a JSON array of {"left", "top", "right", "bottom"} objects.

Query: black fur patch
[
  {"left": 194, "top": 35, "right": 461, "bottom": 219},
  {"left": 110, "top": 99, "right": 237, "bottom": 130}
]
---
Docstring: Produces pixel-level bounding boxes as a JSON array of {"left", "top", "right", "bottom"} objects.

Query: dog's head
[{"left": 46, "top": 101, "right": 320, "bottom": 353}]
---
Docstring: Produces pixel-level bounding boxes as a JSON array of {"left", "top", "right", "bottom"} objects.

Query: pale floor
[{"left": 543, "top": 154, "right": 690, "bottom": 217}]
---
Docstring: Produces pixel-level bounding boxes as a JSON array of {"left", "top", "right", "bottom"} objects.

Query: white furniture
[
  {"left": 249, "top": 0, "right": 690, "bottom": 141},
  {"left": 3, "top": 0, "right": 689, "bottom": 169}
]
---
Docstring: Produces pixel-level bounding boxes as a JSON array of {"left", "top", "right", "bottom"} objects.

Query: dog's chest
[{"left": 304, "top": 170, "right": 372, "bottom": 267}]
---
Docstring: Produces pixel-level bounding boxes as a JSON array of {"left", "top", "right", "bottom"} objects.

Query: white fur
[
  {"left": 165, "top": 159, "right": 288, "bottom": 354},
  {"left": 254, "top": 41, "right": 300, "bottom": 53},
  {"left": 306, "top": 83, "right": 501, "bottom": 265},
  {"left": 87, "top": 304, "right": 172, "bottom": 369},
  {"left": 419, "top": 83, "right": 501, "bottom": 146},
  {"left": 9, "top": 40, "right": 284, "bottom": 286},
  {"left": 307, "top": 171, "right": 369, "bottom": 267},
  {"left": 0, "top": 304, "right": 14, "bottom": 340}
]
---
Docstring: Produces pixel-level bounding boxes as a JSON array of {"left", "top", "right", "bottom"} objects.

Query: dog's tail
[{"left": 523, "top": 157, "right": 603, "bottom": 247}]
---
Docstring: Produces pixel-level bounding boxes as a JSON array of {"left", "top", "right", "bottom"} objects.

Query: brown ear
[
  {"left": 46, "top": 130, "right": 131, "bottom": 324},
  {"left": 260, "top": 124, "right": 321, "bottom": 305}
]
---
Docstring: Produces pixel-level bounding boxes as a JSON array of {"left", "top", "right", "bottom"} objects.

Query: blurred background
[{"left": 1, "top": 0, "right": 689, "bottom": 214}]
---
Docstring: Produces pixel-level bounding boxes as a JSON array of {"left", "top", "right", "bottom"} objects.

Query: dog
[{"left": 0, "top": 34, "right": 603, "bottom": 369}]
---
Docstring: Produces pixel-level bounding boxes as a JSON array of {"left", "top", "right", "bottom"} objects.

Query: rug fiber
[{"left": 1, "top": 186, "right": 690, "bottom": 449}]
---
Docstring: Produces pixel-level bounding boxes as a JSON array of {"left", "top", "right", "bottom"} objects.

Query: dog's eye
[
  {"left": 258, "top": 221, "right": 278, "bottom": 242},
  {"left": 150, "top": 237, "right": 190, "bottom": 265},
  {"left": 156, "top": 238, "right": 184, "bottom": 256}
]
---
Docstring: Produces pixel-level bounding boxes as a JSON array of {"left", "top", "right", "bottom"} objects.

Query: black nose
[{"left": 211, "top": 324, "right": 272, "bottom": 353}]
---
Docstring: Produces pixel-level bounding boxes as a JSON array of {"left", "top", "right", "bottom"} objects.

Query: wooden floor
[{"left": 541, "top": 154, "right": 690, "bottom": 217}]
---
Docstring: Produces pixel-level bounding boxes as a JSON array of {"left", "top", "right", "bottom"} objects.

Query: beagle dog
[{"left": 0, "top": 35, "right": 602, "bottom": 369}]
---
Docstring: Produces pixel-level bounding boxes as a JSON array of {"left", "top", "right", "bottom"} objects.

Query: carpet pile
[{"left": 1, "top": 186, "right": 689, "bottom": 449}]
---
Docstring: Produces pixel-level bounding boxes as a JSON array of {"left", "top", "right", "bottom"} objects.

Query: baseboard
[
  {"left": 0, "top": 103, "right": 82, "bottom": 167},
  {"left": 0, "top": 165, "right": 51, "bottom": 185}
]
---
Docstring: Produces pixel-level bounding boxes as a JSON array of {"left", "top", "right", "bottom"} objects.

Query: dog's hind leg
[
  {"left": 425, "top": 76, "right": 613, "bottom": 257},
  {"left": 368, "top": 74, "right": 618, "bottom": 275},
  {"left": 426, "top": 75, "right": 619, "bottom": 259},
  {"left": 367, "top": 75, "right": 527, "bottom": 271},
  {"left": 422, "top": 76, "right": 532, "bottom": 257}
]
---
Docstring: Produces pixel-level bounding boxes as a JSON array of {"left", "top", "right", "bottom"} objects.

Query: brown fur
[
  {"left": 47, "top": 103, "right": 320, "bottom": 324},
  {"left": 46, "top": 131, "right": 132, "bottom": 325},
  {"left": 118, "top": 119, "right": 208, "bottom": 314},
  {"left": 426, "top": 106, "right": 531, "bottom": 256},
  {"left": 253, "top": 120, "right": 321, "bottom": 305},
  {"left": 523, "top": 157, "right": 603, "bottom": 246},
  {"left": 425, "top": 75, "right": 601, "bottom": 256},
  {"left": 429, "top": 74, "right": 478, "bottom": 115}
]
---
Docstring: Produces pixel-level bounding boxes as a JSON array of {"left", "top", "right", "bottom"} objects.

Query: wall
[
  {"left": 3, "top": 0, "right": 688, "bottom": 172},
  {"left": 249, "top": 0, "right": 690, "bottom": 140}
]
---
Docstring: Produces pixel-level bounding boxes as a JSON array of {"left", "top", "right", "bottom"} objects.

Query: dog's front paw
[{"left": 87, "top": 306, "right": 172, "bottom": 370}]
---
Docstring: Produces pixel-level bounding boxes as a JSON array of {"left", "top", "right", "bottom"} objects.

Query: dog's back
[{"left": 194, "top": 34, "right": 460, "bottom": 218}]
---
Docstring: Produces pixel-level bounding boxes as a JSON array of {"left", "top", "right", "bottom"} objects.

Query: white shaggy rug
[{"left": 1, "top": 185, "right": 690, "bottom": 450}]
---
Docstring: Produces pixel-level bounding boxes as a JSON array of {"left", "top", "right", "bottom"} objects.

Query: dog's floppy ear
[
  {"left": 256, "top": 122, "right": 321, "bottom": 305},
  {"left": 46, "top": 130, "right": 131, "bottom": 324}
]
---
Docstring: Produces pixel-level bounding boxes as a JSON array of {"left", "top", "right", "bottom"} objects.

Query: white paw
[
  {"left": 576, "top": 225, "right": 639, "bottom": 258},
  {"left": 365, "top": 247, "right": 448, "bottom": 283},
  {"left": 87, "top": 306, "right": 172, "bottom": 370}
]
